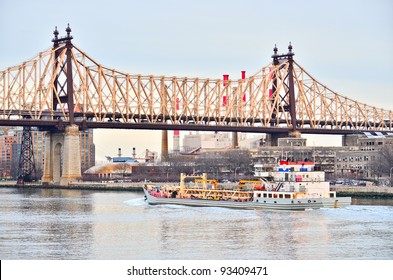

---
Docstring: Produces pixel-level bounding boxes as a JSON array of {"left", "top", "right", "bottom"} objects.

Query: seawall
[
  {"left": 332, "top": 186, "right": 393, "bottom": 198},
  {"left": 0, "top": 181, "right": 146, "bottom": 192},
  {"left": 1, "top": 181, "right": 393, "bottom": 197}
]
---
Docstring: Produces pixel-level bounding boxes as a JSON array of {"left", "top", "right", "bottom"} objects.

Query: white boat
[{"left": 143, "top": 161, "right": 351, "bottom": 210}]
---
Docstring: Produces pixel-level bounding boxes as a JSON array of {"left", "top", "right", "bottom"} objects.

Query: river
[{"left": 0, "top": 187, "right": 392, "bottom": 260}]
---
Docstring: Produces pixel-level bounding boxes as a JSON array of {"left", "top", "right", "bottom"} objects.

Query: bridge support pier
[
  {"left": 342, "top": 135, "right": 352, "bottom": 146},
  {"left": 266, "top": 131, "right": 301, "bottom": 146},
  {"left": 232, "top": 132, "right": 239, "bottom": 149},
  {"left": 42, "top": 125, "right": 81, "bottom": 185}
]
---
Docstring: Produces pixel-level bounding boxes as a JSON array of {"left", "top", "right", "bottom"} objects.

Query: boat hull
[{"left": 143, "top": 188, "right": 351, "bottom": 211}]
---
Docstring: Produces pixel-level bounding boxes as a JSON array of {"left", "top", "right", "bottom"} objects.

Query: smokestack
[
  {"left": 173, "top": 130, "right": 180, "bottom": 153},
  {"left": 223, "top": 74, "right": 229, "bottom": 86},
  {"left": 232, "top": 132, "right": 238, "bottom": 149},
  {"left": 161, "top": 130, "right": 168, "bottom": 161},
  {"left": 223, "top": 74, "right": 229, "bottom": 106},
  {"left": 118, "top": 148, "right": 122, "bottom": 157},
  {"left": 241, "top": 71, "right": 246, "bottom": 102}
]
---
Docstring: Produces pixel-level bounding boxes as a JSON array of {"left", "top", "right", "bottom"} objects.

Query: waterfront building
[
  {"left": 180, "top": 131, "right": 392, "bottom": 181},
  {"left": 84, "top": 156, "right": 140, "bottom": 180},
  {"left": 251, "top": 133, "right": 393, "bottom": 181},
  {"left": 338, "top": 133, "right": 393, "bottom": 180},
  {"left": 182, "top": 132, "right": 265, "bottom": 152},
  {"left": 81, "top": 131, "right": 392, "bottom": 183},
  {"left": 80, "top": 129, "right": 96, "bottom": 173},
  {"left": 0, "top": 131, "right": 18, "bottom": 178},
  {"left": 83, "top": 148, "right": 159, "bottom": 180}
]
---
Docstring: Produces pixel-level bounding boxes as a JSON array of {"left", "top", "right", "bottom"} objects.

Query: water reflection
[
  {"left": 1, "top": 189, "right": 392, "bottom": 260},
  {"left": 154, "top": 207, "right": 336, "bottom": 259},
  {"left": 1, "top": 188, "right": 94, "bottom": 259}
]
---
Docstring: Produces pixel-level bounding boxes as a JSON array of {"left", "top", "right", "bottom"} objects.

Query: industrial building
[
  {"left": 2, "top": 126, "right": 392, "bottom": 184},
  {"left": 179, "top": 131, "right": 392, "bottom": 182}
]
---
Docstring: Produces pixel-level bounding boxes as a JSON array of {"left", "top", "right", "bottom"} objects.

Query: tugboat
[{"left": 143, "top": 161, "right": 351, "bottom": 210}]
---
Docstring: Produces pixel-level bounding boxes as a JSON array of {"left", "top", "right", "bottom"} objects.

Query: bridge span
[
  {"left": 0, "top": 25, "right": 392, "bottom": 185},
  {"left": 1, "top": 26, "right": 391, "bottom": 134}
]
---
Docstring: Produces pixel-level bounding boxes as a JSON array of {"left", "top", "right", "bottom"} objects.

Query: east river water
[{"left": 0, "top": 187, "right": 392, "bottom": 260}]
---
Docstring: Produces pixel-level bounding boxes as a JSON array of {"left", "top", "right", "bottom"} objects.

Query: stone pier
[{"left": 42, "top": 125, "right": 81, "bottom": 185}]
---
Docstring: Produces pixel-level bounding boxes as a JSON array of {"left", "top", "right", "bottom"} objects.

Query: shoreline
[
  {"left": 1, "top": 182, "right": 392, "bottom": 198},
  {"left": 331, "top": 186, "right": 393, "bottom": 198},
  {"left": 0, "top": 181, "right": 145, "bottom": 192}
]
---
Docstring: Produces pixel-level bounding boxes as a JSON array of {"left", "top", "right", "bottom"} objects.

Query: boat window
[
  {"left": 263, "top": 193, "right": 267, "bottom": 198},
  {"left": 268, "top": 194, "right": 272, "bottom": 198},
  {"left": 285, "top": 194, "right": 291, "bottom": 199},
  {"left": 273, "top": 194, "right": 278, "bottom": 198},
  {"left": 257, "top": 193, "right": 261, "bottom": 198},
  {"left": 279, "top": 194, "right": 283, "bottom": 198}
]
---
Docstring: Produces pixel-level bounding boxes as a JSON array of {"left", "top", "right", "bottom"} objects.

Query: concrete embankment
[
  {"left": 1, "top": 181, "right": 392, "bottom": 197},
  {"left": 0, "top": 181, "right": 147, "bottom": 191},
  {"left": 332, "top": 186, "right": 393, "bottom": 198}
]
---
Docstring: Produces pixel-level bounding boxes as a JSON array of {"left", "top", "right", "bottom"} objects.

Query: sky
[{"left": 1, "top": 0, "right": 392, "bottom": 162}]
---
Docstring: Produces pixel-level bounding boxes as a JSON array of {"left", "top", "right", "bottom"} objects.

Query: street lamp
[
  {"left": 390, "top": 167, "right": 393, "bottom": 187},
  {"left": 235, "top": 167, "right": 240, "bottom": 182}
]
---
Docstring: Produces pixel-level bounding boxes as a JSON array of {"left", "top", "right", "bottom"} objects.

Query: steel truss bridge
[{"left": 1, "top": 26, "right": 392, "bottom": 135}]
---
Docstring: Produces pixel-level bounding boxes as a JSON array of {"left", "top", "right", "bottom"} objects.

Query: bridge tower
[
  {"left": 42, "top": 25, "right": 81, "bottom": 185},
  {"left": 17, "top": 127, "right": 37, "bottom": 183},
  {"left": 268, "top": 43, "right": 301, "bottom": 146}
]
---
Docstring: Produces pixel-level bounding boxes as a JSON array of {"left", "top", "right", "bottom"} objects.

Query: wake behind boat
[{"left": 143, "top": 161, "right": 351, "bottom": 211}]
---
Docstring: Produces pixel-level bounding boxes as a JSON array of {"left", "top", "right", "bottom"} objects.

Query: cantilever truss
[{"left": 0, "top": 43, "right": 392, "bottom": 132}]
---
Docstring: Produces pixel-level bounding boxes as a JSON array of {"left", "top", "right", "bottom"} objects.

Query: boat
[{"left": 143, "top": 161, "right": 351, "bottom": 210}]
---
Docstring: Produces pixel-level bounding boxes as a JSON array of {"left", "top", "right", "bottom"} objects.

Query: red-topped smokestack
[
  {"left": 241, "top": 71, "right": 247, "bottom": 102},
  {"left": 223, "top": 74, "right": 229, "bottom": 86},
  {"left": 173, "top": 130, "right": 180, "bottom": 153},
  {"left": 223, "top": 74, "right": 229, "bottom": 106}
]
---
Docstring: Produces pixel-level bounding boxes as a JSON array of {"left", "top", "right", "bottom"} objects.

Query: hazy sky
[{"left": 1, "top": 0, "right": 392, "bottom": 162}]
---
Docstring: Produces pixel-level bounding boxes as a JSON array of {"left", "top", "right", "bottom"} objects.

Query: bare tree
[
  {"left": 379, "top": 145, "right": 393, "bottom": 185},
  {"left": 221, "top": 149, "right": 253, "bottom": 180},
  {"left": 164, "top": 149, "right": 253, "bottom": 181},
  {"left": 117, "top": 162, "right": 130, "bottom": 177}
]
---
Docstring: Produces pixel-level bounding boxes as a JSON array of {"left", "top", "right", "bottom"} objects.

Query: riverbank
[
  {"left": 1, "top": 181, "right": 392, "bottom": 198},
  {"left": 331, "top": 185, "right": 393, "bottom": 198},
  {"left": 0, "top": 181, "right": 147, "bottom": 191}
]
